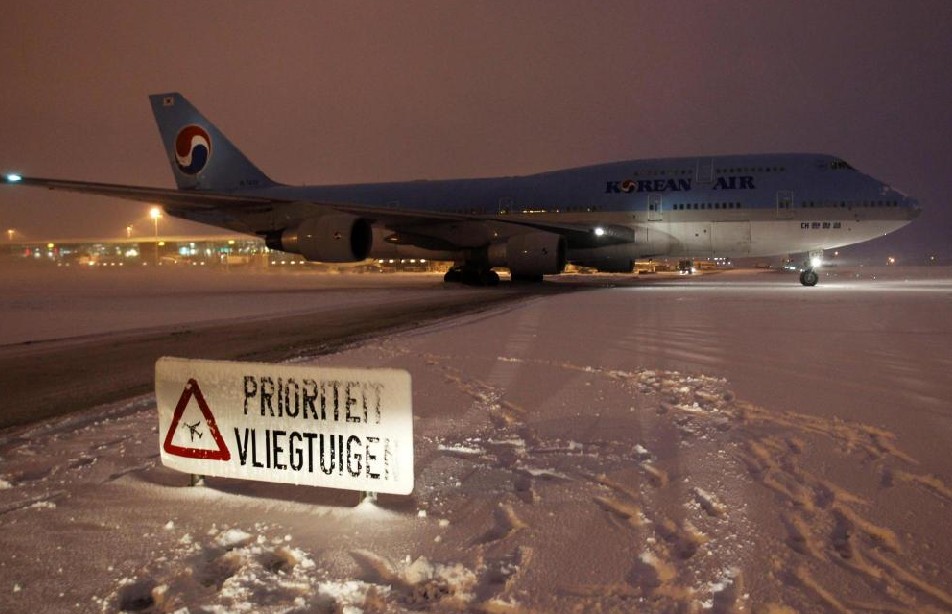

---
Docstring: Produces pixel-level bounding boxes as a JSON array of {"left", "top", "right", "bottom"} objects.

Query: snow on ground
[
  {"left": 0, "top": 265, "right": 446, "bottom": 346},
  {"left": 2, "top": 267, "right": 952, "bottom": 612}
]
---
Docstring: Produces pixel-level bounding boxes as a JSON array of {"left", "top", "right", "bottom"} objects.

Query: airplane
[
  {"left": 3, "top": 92, "right": 919, "bottom": 286},
  {"left": 183, "top": 421, "right": 203, "bottom": 442}
]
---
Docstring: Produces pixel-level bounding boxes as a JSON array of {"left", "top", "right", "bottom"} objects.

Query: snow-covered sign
[{"left": 155, "top": 357, "right": 413, "bottom": 495}]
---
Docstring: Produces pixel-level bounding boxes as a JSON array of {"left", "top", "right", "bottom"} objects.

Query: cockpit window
[{"left": 830, "top": 159, "right": 854, "bottom": 170}]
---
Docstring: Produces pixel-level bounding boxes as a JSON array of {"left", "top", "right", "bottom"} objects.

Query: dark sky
[{"left": 1, "top": 1, "right": 950, "bottom": 259}]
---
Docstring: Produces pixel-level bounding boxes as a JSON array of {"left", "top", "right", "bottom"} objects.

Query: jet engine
[
  {"left": 268, "top": 214, "right": 373, "bottom": 262},
  {"left": 489, "top": 231, "right": 567, "bottom": 279}
]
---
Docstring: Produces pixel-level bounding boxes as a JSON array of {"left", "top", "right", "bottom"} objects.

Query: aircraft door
[
  {"left": 776, "top": 191, "right": 794, "bottom": 219},
  {"left": 647, "top": 194, "right": 663, "bottom": 221}
]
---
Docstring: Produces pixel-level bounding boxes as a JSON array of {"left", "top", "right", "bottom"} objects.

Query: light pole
[{"left": 150, "top": 207, "right": 162, "bottom": 265}]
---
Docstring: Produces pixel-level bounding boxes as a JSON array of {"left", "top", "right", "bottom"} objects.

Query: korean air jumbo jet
[{"left": 3, "top": 92, "right": 919, "bottom": 286}]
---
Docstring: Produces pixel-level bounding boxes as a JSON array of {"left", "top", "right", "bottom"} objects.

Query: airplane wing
[
  {"left": 3, "top": 175, "right": 273, "bottom": 209},
  {"left": 2, "top": 174, "right": 630, "bottom": 249}
]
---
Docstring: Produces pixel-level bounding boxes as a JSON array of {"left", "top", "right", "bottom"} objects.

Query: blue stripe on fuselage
[{"left": 251, "top": 153, "right": 908, "bottom": 217}]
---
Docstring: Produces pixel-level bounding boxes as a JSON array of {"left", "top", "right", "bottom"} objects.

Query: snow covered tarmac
[
  {"left": 2, "top": 266, "right": 952, "bottom": 612},
  {"left": 0, "top": 268, "right": 525, "bottom": 428}
]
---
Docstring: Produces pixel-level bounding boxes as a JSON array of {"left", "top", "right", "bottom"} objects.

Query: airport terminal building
[{"left": 0, "top": 235, "right": 444, "bottom": 272}]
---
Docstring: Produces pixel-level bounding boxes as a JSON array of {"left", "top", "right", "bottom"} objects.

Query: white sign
[{"left": 155, "top": 357, "right": 413, "bottom": 495}]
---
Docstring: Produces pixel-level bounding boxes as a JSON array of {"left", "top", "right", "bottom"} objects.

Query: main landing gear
[{"left": 443, "top": 266, "right": 500, "bottom": 286}]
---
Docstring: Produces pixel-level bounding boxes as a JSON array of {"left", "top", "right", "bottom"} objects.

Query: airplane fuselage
[{"left": 173, "top": 152, "right": 917, "bottom": 273}]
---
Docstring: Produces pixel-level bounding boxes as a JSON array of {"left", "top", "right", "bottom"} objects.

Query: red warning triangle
[{"left": 163, "top": 378, "right": 231, "bottom": 460}]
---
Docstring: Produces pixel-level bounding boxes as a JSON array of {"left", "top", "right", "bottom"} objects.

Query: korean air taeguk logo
[{"left": 174, "top": 125, "right": 211, "bottom": 175}]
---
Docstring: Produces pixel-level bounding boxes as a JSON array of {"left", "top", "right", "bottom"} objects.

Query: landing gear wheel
[
  {"left": 511, "top": 273, "right": 544, "bottom": 283},
  {"left": 480, "top": 269, "right": 500, "bottom": 286},
  {"left": 461, "top": 268, "right": 482, "bottom": 285},
  {"left": 799, "top": 268, "right": 819, "bottom": 287},
  {"left": 444, "top": 266, "right": 499, "bottom": 286},
  {"left": 443, "top": 267, "right": 463, "bottom": 283}
]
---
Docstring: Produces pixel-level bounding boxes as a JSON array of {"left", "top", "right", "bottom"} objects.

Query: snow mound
[
  {"left": 99, "top": 528, "right": 337, "bottom": 613},
  {"left": 350, "top": 550, "right": 478, "bottom": 608},
  {"left": 215, "top": 528, "right": 254, "bottom": 550},
  {"left": 99, "top": 526, "right": 481, "bottom": 613}
]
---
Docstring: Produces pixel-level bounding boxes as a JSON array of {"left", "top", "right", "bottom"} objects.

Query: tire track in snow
[
  {"left": 418, "top": 349, "right": 952, "bottom": 612},
  {"left": 418, "top": 351, "right": 744, "bottom": 610}
]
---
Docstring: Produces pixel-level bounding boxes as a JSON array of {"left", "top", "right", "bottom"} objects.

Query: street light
[
  {"left": 6, "top": 229, "right": 13, "bottom": 242},
  {"left": 149, "top": 207, "right": 163, "bottom": 265},
  {"left": 126, "top": 225, "right": 133, "bottom": 239},
  {"left": 149, "top": 207, "right": 162, "bottom": 229}
]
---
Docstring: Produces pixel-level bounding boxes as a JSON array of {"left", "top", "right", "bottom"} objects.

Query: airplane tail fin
[{"left": 149, "top": 93, "right": 276, "bottom": 191}]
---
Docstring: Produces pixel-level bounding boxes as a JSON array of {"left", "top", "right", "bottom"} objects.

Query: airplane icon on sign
[{"left": 183, "top": 421, "right": 203, "bottom": 442}]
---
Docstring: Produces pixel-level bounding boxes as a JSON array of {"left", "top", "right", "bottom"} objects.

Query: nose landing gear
[
  {"left": 799, "top": 268, "right": 819, "bottom": 286},
  {"left": 798, "top": 250, "right": 823, "bottom": 286}
]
